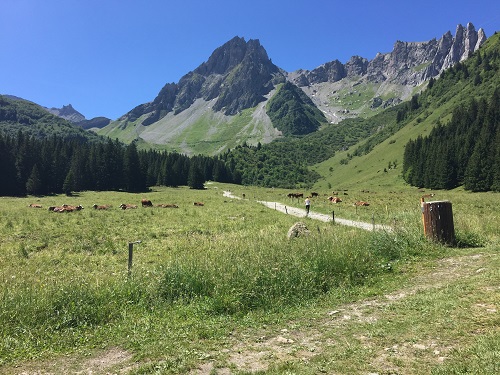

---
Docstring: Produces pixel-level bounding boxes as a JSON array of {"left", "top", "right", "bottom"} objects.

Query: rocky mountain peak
[
  {"left": 289, "top": 23, "right": 486, "bottom": 88},
  {"left": 46, "top": 103, "right": 85, "bottom": 123},
  {"left": 195, "top": 36, "right": 270, "bottom": 76},
  {"left": 126, "top": 36, "right": 285, "bottom": 123}
]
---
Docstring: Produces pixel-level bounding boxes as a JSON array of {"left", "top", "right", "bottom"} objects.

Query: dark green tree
[
  {"left": 187, "top": 161, "right": 205, "bottom": 190},
  {"left": 123, "top": 142, "right": 147, "bottom": 192},
  {"left": 62, "top": 168, "right": 76, "bottom": 196},
  {"left": 26, "top": 164, "right": 43, "bottom": 196}
]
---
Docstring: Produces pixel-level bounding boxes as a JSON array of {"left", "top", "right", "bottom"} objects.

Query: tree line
[
  {"left": 0, "top": 132, "right": 240, "bottom": 197},
  {"left": 402, "top": 89, "right": 500, "bottom": 191}
]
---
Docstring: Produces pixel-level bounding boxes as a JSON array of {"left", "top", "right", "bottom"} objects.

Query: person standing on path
[{"left": 305, "top": 197, "right": 311, "bottom": 217}]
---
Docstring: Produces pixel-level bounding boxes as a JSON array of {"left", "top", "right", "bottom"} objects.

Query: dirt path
[
  {"left": 199, "top": 252, "right": 494, "bottom": 375},
  {"left": 8, "top": 252, "right": 493, "bottom": 375},
  {"left": 223, "top": 191, "right": 392, "bottom": 232}
]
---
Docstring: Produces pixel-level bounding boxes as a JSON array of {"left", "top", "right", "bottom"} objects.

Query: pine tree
[
  {"left": 26, "top": 164, "right": 42, "bottom": 196},
  {"left": 187, "top": 161, "right": 205, "bottom": 190},
  {"left": 123, "top": 142, "right": 147, "bottom": 192},
  {"left": 0, "top": 135, "right": 20, "bottom": 196},
  {"left": 63, "top": 168, "right": 76, "bottom": 196}
]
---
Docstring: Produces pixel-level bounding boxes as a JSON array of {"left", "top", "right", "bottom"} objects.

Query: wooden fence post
[
  {"left": 421, "top": 199, "right": 455, "bottom": 245},
  {"left": 128, "top": 240, "right": 141, "bottom": 276},
  {"left": 128, "top": 242, "right": 133, "bottom": 276}
]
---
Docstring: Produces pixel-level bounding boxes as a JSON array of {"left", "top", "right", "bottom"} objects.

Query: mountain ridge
[
  {"left": 3, "top": 22, "right": 489, "bottom": 157},
  {"left": 96, "top": 22, "right": 487, "bottom": 155}
]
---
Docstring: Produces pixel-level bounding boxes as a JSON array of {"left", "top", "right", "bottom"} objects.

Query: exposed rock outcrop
[
  {"left": 289, "top": 23, "right": 486, "bottom": 87},
  {"left": 124, "top": 36, "right": 287, "bottom": 125},
  {"left": 46, "top": 104, "right": 85, "bottom": 123}
]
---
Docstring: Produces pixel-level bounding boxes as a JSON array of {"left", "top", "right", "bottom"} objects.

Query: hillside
[
  {"left": 96, "top": 23, "right": 486, "bottom": 155},
  {"left": 219, "top": 30, "right": 499, "bottom": 191},
  {"left": 0, "top": 95, "right": 104, "bottom": 143},
  {"left": 312, "top": 31, "right": 500, "bottom": 192}
]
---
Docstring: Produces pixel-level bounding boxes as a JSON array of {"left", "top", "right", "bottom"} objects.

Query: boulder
[{"left": 287, "top": 222, "right": 310, "bottom": 239}]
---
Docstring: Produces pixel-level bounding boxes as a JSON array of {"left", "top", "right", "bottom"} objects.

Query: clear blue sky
[{"left": 1, "top": 0, "right": 499, "bottom": 120}]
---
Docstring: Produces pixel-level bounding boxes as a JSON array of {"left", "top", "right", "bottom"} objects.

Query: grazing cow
[
  {"left": 29, "top": 203, "right": 42, "bottom": 208},
  {"left": 311, "top": 192, "right": 319, "bottom": 197},
  {"left": 50, "top": 204, "right": 83, "bottom": 212},
  {"left": 141, "top": 199, "right": 153, "bottom": 207},
  {"left": 156, "top": 204, "right": 179, "bottom": 208},
  {"left": 193, "top": 202, "right": 204, "bottom": 206},
  {"left": 354, "top": 201, "right": 370, "bottom": 206},
  {"left": 287, "top": 192, "right": 304, "bottom": 199},
  {"left": 328, "top": 196, "right": 342, "bottom": 203},
  {"left": 93, "top": 204, "right": 111, "bottom": 210},
  {"left": 120, "top": 204, "right": 138, "bottom": 210}
]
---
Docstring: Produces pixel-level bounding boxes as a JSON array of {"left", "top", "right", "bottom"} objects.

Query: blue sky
[{"left": 1, "top": 0, "right": 499, "bottom": 120}]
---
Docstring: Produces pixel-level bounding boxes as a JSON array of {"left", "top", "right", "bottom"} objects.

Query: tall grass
[
  {"left": 158, "top": 230, "right": 396, "bottom": 314},
  {"left": 0, "top": 184, "right": 496, "bottom": 370}
]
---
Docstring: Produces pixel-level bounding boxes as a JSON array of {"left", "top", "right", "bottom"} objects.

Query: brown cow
[
  {"left": 311, "top": 192, "right": 319, "bottom": 197},
  {"left": 50, "top": 204, "right": 84, "bottom": 212},
  {"left": 120, "top": 204, "right": 138, "bottom": 210},
  {"left": 328, "top": 196, "right": 342, "bottom": 203},
  {"left": 354, "top": 201, "right": 370, "bottom": 206},
  {"left": 141, "top": 199, "right": 153, "bottom": 207},
  {"left": 29, "top": 203, "right": 42, "bottom": 208},
  {"left": 193, "top": 202, "right": 204, "bottom": 206},
  {"left": 93, "top": 204, "right": 111, "bottom": 210}
]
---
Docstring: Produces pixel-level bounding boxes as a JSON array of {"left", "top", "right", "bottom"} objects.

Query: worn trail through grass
[{"left": 223, "top": 190, "right": 393, "bottom": 232}]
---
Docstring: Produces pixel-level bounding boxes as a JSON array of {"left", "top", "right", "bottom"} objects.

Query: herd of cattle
[
  {"left": 28, "top": 190, "right": 374, "bottom": 212},
  {"left": 287, "top": 191, "right": 370, "bottom": 207},
  {"left": 28, "top": 199, "right": 205, "bottom": 212}
]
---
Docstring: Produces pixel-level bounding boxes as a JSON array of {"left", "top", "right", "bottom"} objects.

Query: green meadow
[{"left": 0, "top": 183, "right": 498, "bottom": 374}]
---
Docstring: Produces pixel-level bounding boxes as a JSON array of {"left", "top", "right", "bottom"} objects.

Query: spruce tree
[
  {"left": 123, "top": 142, "right": 147, "bottom": 193},
  {"left": 26, "top": 164, "right": 42, "bottom": 196},
  {"left": 187, "top": 161, "right": 205, "bottom": 190}
]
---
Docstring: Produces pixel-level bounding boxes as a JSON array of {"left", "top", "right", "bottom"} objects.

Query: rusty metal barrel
[{"left": 420, "top": 198, "right": 456, "bottom": 245}]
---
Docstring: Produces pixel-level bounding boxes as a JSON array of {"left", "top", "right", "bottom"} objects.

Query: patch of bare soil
[{"left": 5, "top": 347, "right": 135, "bottom": 375}]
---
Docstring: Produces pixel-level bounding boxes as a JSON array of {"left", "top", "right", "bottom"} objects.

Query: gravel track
[{"left": 223, "top": 191, "right": 392, "bottom": 232}]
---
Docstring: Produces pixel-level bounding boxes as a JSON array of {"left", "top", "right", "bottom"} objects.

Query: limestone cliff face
[
  {"left": 124, "top": 24, "right": 486, "bottom": 127},
  {"left": 289, "top": 23, "right": 486, "bottom": 87},
  {"left": 125, "top": 36, "right": 286, "bottom": 125}
]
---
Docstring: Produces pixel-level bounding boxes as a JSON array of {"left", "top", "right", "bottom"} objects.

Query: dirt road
[{"left": 223, "top": 191, "right": 392, "bottom": 232}]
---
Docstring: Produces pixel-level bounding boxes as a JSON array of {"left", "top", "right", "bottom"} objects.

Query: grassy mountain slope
[
  {"left": 0, "top": 95, "right": 104, "bottom": 143},
  {"left": 99, "top": 97, "right": 281, "bottom": 155},
  {"left": 312, "top": 31, "right": 500, "bottom": 192}
]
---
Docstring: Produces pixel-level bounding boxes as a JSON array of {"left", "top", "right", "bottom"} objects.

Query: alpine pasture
[{"left": 0, "top": 183, "right": 498, "bottom": 374}]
